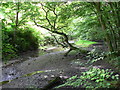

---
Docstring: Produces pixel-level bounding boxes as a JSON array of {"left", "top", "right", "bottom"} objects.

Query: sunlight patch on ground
[
  {"left": 60, "top": 75, "right": 69, "bottom": 79},
  {"left": 44, "top": 69, "right": 57, "bottom": 72},
  {"left": 46, "top": 47, "right": 59, "bottom": 51},
  {"left": 40, "top": 46, "right": 68, "bottom": 53},
  {"left": 74, "top": 67, "right": 89, "bottom": 71},
  {"left": 93, "top": 65, "right": 103, "bottom": 69},
  {"left": 75, "top": 40, "right": 97, "bottom": 47}
]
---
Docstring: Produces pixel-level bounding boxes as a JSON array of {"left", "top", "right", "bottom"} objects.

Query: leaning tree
[{"left": 30, "top": 2, "right": 78, "bottom": 56}]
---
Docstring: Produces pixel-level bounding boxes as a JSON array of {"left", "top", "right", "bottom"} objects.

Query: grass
[{"left": 75, "top": 40, "right": 97, "bottom": 47}]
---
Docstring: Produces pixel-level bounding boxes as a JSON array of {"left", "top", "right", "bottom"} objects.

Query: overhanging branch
[
  {"left": 33, "top": 18, "right": 51, "bottom": 31},
  {"left": 41, "top": 3, "right": 54, "bottom": 30}
]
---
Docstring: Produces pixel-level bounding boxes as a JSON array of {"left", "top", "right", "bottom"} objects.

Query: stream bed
[{"left": 1, "top": 45, "right": 116, "bottom": 88}]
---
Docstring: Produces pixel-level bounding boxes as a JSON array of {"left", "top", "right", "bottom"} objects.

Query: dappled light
[
  {"left": 1, "top": 1, "right": 120, "bottom": 89},
  {"left": 75, "top": 40, "right": 97, "bottom": 47},
  {"left": 74, "top": 67, "right": 89, "bottom": 71}
]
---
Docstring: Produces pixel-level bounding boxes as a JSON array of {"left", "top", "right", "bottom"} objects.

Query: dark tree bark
[
  {"left": 33, "top": 3, "right": 78, "bottom": 56},
  {"left": 92, "top": 2, "right": 114, "bottom": 52},
  {"left": 92, "top": 2, "right": 120, "bottom": 68},
  {"left": 33, "top": 19, "right": 78, "bottom": 56},
  {"left": 50, "top": 33, "right": 67, "bottom": 48},
  {"left": 13, "top": 2, "right": 19, "bottom": 46}
]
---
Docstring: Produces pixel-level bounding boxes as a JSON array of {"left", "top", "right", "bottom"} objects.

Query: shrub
[
  {"left": 2, "top": 43, "right": 17, "bottom": 62},
  {"left": 2, "top": 24, "right": 41, "bottom": 61}
]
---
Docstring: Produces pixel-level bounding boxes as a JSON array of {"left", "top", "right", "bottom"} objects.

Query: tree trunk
[
  {"left": 13, "top": 2, "right": 19, "bottom": 46},
  {"left": 93, "top": 2, "right": 114, "bottom": 52},
  {"left": 52, "top": 31, "right": 78, "bottom": 56},
  {"left": 50, "top": 33, "right": 67, "bottom": 48}
]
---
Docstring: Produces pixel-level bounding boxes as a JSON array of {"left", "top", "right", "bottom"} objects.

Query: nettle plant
[{"left": 56, "top": 68, "right": 119, "bottom": 89}]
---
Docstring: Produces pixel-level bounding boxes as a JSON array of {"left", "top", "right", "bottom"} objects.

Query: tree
[
  {"left": 1, "top": 2, "right": 32, "bottom": 45},
  {"left": 92, "top": 2, "right": 120, "bottom": 58},
  {"left": 63, "top": 2, "right": 120, "bottom": 55},
  {"left": 31, "top": 2, "right": 78, "bottom": 56}
]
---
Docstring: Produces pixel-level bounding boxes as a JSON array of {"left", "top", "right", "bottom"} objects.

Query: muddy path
[
  {"left": 2, "top": 50, "right": 84, "bottom": 88},
  {"left": 1, "top": 45, "right": 117, "bottom": 88}
]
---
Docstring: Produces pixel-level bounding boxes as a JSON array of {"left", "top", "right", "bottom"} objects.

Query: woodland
[{"left": 0, "top": 1, "right": 120, "bottom": 89}]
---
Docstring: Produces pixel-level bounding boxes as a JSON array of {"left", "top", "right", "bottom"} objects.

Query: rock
[
  {"left": 28, "top": 63, "right": 31, "bottom": 65},
  {"left": 41, "top": 77, "right": 65, "bottom": 90}
]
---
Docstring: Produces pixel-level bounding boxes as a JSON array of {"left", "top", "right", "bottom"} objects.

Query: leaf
[
  {"left": 106, "top": 83, "right": 111, "bottom": 86},
  {"left": 112, "top": 76, "right": 115, "bottom": 79},
  {"left": 68, "top": 75, "right": 77, "bottom": 80},
  {"left": 95, "top": 80, "right": 100, "bottom": 83}
]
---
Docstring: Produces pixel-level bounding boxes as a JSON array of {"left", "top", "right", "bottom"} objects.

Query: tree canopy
[{"left": 1, "top": 1, "right": 120, "bottom": 89}]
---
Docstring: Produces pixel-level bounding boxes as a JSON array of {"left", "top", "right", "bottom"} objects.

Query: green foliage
[
  {"left": 42, "top": 36, "right": 56, "bottom": 46},
  {"left": 57, "top": 48, "right": 119, "bottom": 89},
  {"left": 0, "top": 2, "right": 32, "bottom": 26},
  {"left": 13, "top": 26, "right": 40, "bottom": 52},
  {"left": 69, "top": 16, "right": 105, "bottom": 41},
  {"left": 57, "top": 68, "right": 119, "bottom": 89},
  {"left": 75, "top": 40, "right": 97, "bottom": 47},
  {"left": 2, "top": 43, "right": 17, "bottom": 62},
  {"left": 1, "top": 2, "right": 43, "bottom": 62},
  {"left": 1, "top": 2, "right": 120, "bottom": 89},
  {"left": 2, "top": 22, "right": 17, "bottom": 61},
  {"left": 86, "top": 49, "right": 105, "bottom": 64},
  {"left": 2, "top": 22, "right": 41, "bottom": 61},
  {"left": 106, "top": 51, "right": 120, "bottom": 70}
]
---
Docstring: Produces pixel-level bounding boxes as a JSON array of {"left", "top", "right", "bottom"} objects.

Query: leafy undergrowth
[
  {"left": 75, "top": 40, "right": 97, "bottom": 47},
  {"left": 2, "top": 25, "right": 41, "bottom": 62},
  {"left": 56, "top": 68, "right": 119, "bottom": 89},
  {"left": 56, "top": 48, "right": 120, "bottom": 89}
]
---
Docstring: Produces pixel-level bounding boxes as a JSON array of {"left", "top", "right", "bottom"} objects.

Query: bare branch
[
  {"left": 33, "top": 18, "right": 51, "bottom": 31},
  {"left": 41, "top": 3, "right": 53, "bottom": 30},
  {"left": 15, "top": 2, "right": 19, "bottom": 27},
  {"left": 18, "top": 14, "right": 28, "bottom": 26},
  {"left": 50, "top": 32, "right": 66, "bottom": 47},
  {"left": 4, "top": 12, "right": 14, "bottom": 22},
  {"left": 52, "top": 7, "right": 57, "bottom": 30},
  {"left": 57, "top": 26, "right": 67, "bottom": 30}
]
